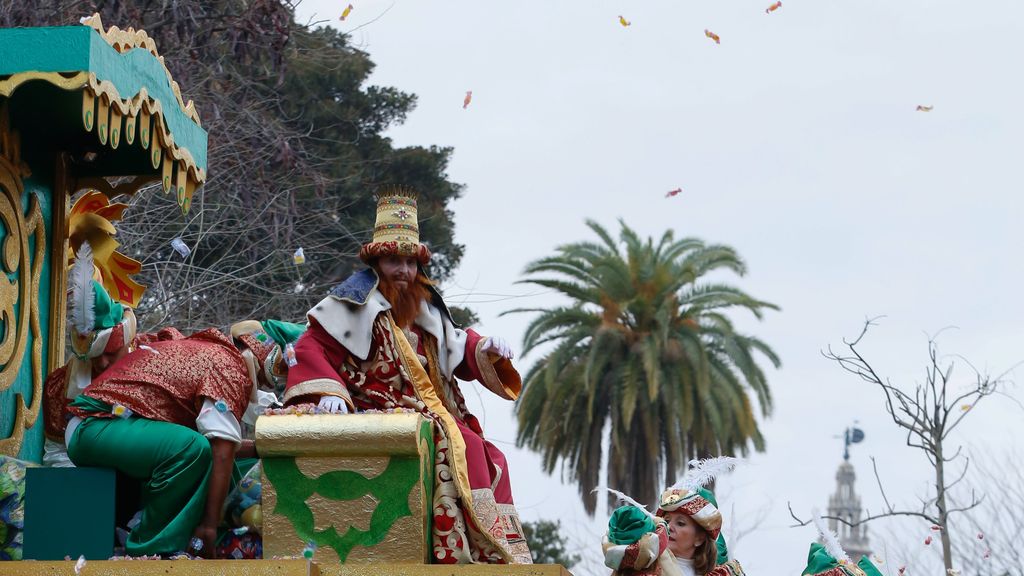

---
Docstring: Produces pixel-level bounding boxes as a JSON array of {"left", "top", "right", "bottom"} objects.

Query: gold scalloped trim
[
  {"left": 84, "top": 73, "right": 206, "bottom": 200},
  {"left": 80, "top": 13, "right": 201, "bottom": 127},
  {"left": 0, "top": 70, "right": 204, "bottom": 213}
]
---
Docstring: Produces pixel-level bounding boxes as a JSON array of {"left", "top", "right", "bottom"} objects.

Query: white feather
[
  {"left": 70, "top": 241, "right": 95, "bottom": 334},
  {"left": 592, "top": 487, "right": 657, "bottom": 521},
  {"left": 672, "top": 456, "right": 738, "bottom": 492},
  {"left": 811, "top": 508, "right": 850, "bottom": 564}
]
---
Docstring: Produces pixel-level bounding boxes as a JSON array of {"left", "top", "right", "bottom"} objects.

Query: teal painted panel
[
  {"left": 0, "top": 26, "right": 207, "bottom": 171},
  {"left": 24, "top": 467, "right": 116, "bottom": 559},
  {"left": 20, "top": 175, "right": 53, "bottom": 463},
  {"left": 0, "top": 172, "right": 54, "bottom": 464},
  {"left": 0, "top": 27, "right": 92, "bottom": 72}
]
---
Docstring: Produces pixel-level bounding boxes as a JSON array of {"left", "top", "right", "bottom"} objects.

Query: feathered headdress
[
  {"left": 656, "top": 456, "right": 739, "bottom": 540},
  {"left": 800, "top": 509, "right": 884, "bottom": 576},
  {"left": 70, "top": 241, "right": 96, "bottom": 335},
  {"left": 599, "top": 487, "right": 657, "bottom": 521},
  {"left": 811, "top": 508, "right": 850, "bottom": 565},
  {"left": 670, "top": 456, "right": 738, "bottom": 493}
]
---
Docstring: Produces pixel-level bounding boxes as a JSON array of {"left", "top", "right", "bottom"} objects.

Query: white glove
[
  {"left": 482, "top": 336, "right": 514, "bottom": 360},
  {"left": 318, "top": 396, "right": 349, "bottom": 414}
]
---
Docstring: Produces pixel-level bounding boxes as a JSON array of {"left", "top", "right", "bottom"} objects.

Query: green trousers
[{"left": 67, "top": 415, "right": 212, "bottom": 556}]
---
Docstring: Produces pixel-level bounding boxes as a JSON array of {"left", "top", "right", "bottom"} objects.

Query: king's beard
[{"left": 378, "top": 272, "right": 431, "bottom": 329}]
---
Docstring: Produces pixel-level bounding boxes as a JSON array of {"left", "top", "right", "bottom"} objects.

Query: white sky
[{"left": 295, "top": 1, "right": 1024, "bottom": 573}]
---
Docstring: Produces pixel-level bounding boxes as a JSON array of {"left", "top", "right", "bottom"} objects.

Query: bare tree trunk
[{"left": 935, "top": 435, "right": 953, "bottom": 571}]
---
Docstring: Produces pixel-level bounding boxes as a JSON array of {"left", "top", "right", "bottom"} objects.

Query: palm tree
[{"left": 507, "top": 220, "right": 780, "bottom": 514}]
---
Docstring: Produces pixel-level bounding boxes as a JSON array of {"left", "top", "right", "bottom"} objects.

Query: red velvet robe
[{"left": 285, "top": 313, "right": 532, "bottom": 565}]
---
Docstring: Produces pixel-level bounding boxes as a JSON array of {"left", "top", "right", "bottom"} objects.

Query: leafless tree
[
  {"left": 790, "top": 318, "right": 1013, "bottom": 573},
  {"left": 948, "top": 446, "right": 1024, "bottom": 576}
]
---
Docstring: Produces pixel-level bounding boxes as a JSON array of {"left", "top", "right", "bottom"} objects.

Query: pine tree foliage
[{"left": 1, "top": 0, "right": 466, "bottom": 331}]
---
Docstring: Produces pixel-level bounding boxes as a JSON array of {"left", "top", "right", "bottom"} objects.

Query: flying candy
[
  {"left": 766, "top": 2, "right": 782, "bottom": 14},
  {"left": 463, "top": 91, "right": 473, "bottom": 109},
  {"left": 924, "top": 536, "right": 932, "bottom": 545},
  {"left": 960, "top": 404, "right": 972, "bottom": 412},
  {"left": 75, "top": 555, "right": 86, "bottom": 575},
  {"left": 898, "top": 567, "right": 906, "bottom": 576},
  {"left": 170, "top": 237, "right": 191, "bottom": 258},
  {"left": 931, "top": 524, "right": 943, "bottom": 531},
  {"left": 916, "top": 105, "right": 934, "bottom": 112},
  {"left": 618, "top": 15, "right": 631, "bottom": 27},
  {"left": 293, "top": 247, "right": 306, "bottom": 265},
  {"left": 983, "top": 549, "right": 991, "bottom": 559},
  {"left": 704, "top": 29, "right": 721, "bottom": 44},
  {"left": 665, "top": 188, "right": 683, "bottom": 198},
  {"left": 340, "top": 4, "right": 353, "bottom": 21},
  {"left": 977, "top": 532, "right": 985, "bottom": 540},
  {"left": 285, "top": 342, "right": 298, "bottom": 367}
]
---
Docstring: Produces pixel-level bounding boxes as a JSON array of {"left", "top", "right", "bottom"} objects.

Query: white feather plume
[
  {"left": 592, "top": 487, "right": 657, "bottom": 521},
  {"left": 70, "top": 241, "right": 96, "bottom": 334},
  {"left": 671, "top": 456, "right": 738, "bottom": 492},
  {"left": 811, "top": 508, "right": 850, "bottom": 564}
]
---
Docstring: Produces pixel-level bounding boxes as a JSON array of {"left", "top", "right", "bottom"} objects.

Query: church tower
[{"left": 826, "top": 427, "right": 871, "bottom": 561}]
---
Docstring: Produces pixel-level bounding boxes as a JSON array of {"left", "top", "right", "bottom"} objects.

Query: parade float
[{"left": 0, "top": 15, "right": 568, "bottom": 576}]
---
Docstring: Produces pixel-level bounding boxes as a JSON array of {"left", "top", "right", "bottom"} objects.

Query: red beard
[{"left": 378, "top": 272, "right": 432, "bottom": 329}]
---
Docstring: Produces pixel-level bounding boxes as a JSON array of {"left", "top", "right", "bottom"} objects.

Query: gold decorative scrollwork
[{"left": 0, "top": 103, "right": 45, "bottom": 456}]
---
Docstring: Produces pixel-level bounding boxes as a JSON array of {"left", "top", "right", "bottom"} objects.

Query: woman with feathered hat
[{"left": 602, "top": 457, "right": 747, "bottom": 576}]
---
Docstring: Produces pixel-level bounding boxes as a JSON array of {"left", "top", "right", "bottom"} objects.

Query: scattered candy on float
[
  {"left": 340, "top": 4, "right": 353, "bottom": 20},
  {"left": 463, "top": 91, "right": 473, "bottom": 109},
  {"left": 215, "top": 399, "right": 229, "bottom": 413},
  {"left": 924, "top": 536, "right": 932, "bottom": 545},
  {"left": 293, "top": 247, "right": 306, "bottom": 265},
  {"left": 766, "top": 1, "right": 782, "bottom": 14},
  {"left": 285, "top": 342, "right": 298, "bottom": 367},
  {"left": 138, "top": 344, "right": 159, "bottom": 355},
  {"left": 112, "top": 404, "right": 132, "bottom": 419},
  {"left": 618, "top": 15, "right": 631, "bottom": 27},
  {"left": 74, "top": 555, "right": 86, "bottom": 575},
  {"left": 704, "top": 29, "right": 721, "bottom": 44},
  {"left": 666, "top": 188, "right": 683, "bottom": 198},
  {"left": 170, "top": 237, "right": 191, "bottom": 258},
  {"left": 916, "top": 105, "right": 934, "bottom": 112}
]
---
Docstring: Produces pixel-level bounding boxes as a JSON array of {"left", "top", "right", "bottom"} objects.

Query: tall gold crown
[{"left": 359, "top": 186, "right": 431, "bottom": 264}]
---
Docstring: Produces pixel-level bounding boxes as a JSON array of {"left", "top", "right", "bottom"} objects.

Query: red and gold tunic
[
  {"left": 67, "top": 328, "right": 251, "bottom": 427},
  {"left": 285, "top": 293, "right": 531, "bottom": 565}
]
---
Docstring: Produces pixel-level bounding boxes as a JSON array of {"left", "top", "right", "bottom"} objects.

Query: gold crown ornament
[{"left": 358, "top": 186, "right": 431, "bottom": 265}]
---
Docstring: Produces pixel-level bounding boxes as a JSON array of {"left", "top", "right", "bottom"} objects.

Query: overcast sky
[{"left": 295, "top": 1, "right": 1024, "bottom": 573}]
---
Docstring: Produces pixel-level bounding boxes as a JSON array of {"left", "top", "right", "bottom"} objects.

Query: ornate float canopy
[{"left": 0, "top": 14, "right": 207, "bottom": 214}]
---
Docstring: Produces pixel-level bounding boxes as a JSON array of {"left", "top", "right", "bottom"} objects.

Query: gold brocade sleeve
[
  {"left": 387, "top": 314, "right": 514, "bottom": 564},
  {"left": 281, "top": 378, "right": 354, "bottom": 410}
]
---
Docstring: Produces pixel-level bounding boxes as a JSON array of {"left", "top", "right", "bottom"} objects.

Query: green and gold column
[{"left": 257, "top": 413, "right": 435, "bottom": 564}]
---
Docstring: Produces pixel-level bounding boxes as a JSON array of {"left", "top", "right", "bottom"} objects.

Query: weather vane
[{"left": 842, "top": 423, "right": 865, "bottom": 461}]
